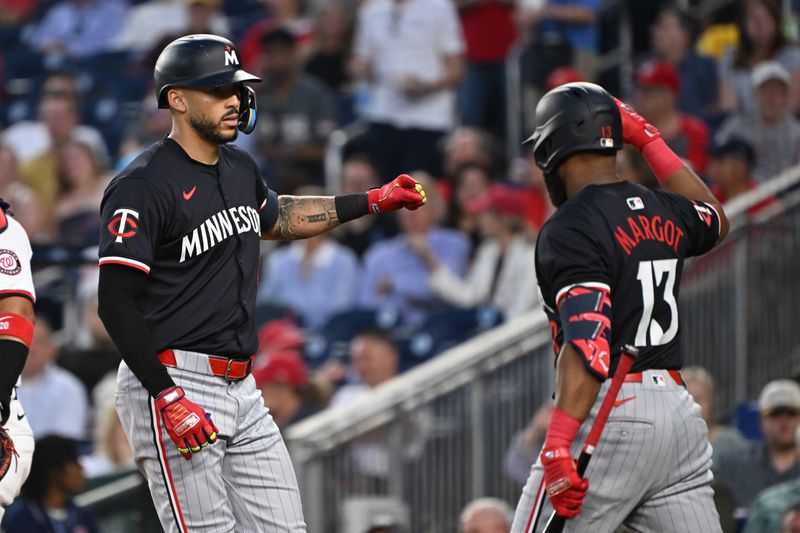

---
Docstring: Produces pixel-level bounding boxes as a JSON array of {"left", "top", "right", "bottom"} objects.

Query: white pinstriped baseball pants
[
  {"left": 511, "top": 369, "right": 722, "bottom": 533},
  {"left": 115, "top": 354, "right": 306, "bottom": 533}
]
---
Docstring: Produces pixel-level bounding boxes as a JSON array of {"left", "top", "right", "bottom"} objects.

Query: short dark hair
[
  {"left": 261, "top": 27, "right": 296, "bottom": 49},
  {"left": 354, "top": 327, "right": 397, "bottom": 350},
  {"left": 658, "top": 4, "right": 701, "bottom": 42},
  {"left": 22, "top": 435, "right": 80, "bottom": 501}
]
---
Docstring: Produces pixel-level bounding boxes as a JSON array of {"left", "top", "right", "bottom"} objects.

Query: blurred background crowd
[{"left": 0, "top": 0, "right": 799, "bottom": 531}]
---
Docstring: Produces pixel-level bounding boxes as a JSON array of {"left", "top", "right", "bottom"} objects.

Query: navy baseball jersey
[
  {"left": 99, "top": 138, "right": 279, "bottom": 358},
  {"left": 536, "top": 181, "right": 721, "bottom": 378}
]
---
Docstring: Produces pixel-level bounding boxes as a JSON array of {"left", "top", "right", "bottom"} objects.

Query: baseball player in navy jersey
[
  {"left": 96, "top": 34, "right": 426, "bottom": 533},
  {"left": 510, "top": 82, "right": 731, "bottom": 532},
  {"left": 0, "top": 200, "right": 37, "bottom": 522}
]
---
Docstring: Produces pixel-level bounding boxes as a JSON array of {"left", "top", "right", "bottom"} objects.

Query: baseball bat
[{"left": 541, "top": 344, "right": 639, "bottom": 533}]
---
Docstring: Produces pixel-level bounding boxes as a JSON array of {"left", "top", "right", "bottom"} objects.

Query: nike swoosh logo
[
  {"left": 613, "top": 396, "right": 636, "bottom": 408},
  {"left": 182, "top": 186, "right": 197, "bottom": 200},
  {"left": 16, "top": 412, "right": 25, "bottom": 421}
]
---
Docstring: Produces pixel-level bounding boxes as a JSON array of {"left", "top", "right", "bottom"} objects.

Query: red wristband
[
  {"left": 543, "top": 407, "right": 583, "bottom": 450},
  {"left": 0, "top": 313, "right": 34, "bottom": 348},
  {"left": 641, "top": 138, "right": 685, "bottom": 182}
]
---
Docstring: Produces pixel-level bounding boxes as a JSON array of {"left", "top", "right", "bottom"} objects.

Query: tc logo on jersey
[
  {"left": 0, "top": 250, "right": 20, "bottom": 275},
  {"left": 107, "top": 208, "right": 140, "bottom": 243},
  {"left": 626, "top": 197, "right": 644, "bottom": 210},
  {"left": 224, "top": 45, "right": 239, "bottom": 66}
]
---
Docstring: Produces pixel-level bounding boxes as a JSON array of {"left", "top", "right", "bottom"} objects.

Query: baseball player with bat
[
  {"left": 0, "top": 200, "right": 36, "bottom": 521},
  {"left": 510, "top": 82, "right": 730, "bottom": 533},
  {"left": 97, "top": 34, "right": 426, "bottom": 532}
]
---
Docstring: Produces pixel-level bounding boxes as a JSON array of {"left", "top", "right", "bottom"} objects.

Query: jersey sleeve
[
  {"left": 256, "top": 177, "right": 279, "bottom": 233},
  {"left": 98, "top": 178, "right": 166, "bottom": 274},
  {"left": 0, "top": 217, "right": 35, "bottom": 301},
  {"left": 536, "top": 217, "right": 611, "bottom": 309},
  {"left": 658, "top": 191, "right": 722, "bottom": 257}
]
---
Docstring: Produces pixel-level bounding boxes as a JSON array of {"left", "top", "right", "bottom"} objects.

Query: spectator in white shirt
[
  {"left": 410, "top": 183, "right": 539, "bottom": 319},
  {"left": 18, "top": 317, "right": 89, "bottom": 441},
  {"left": 350, "top": 0, "right": 465, "bottom": 180}
]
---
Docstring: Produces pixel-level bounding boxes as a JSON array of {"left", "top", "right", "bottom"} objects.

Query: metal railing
[{"left": 286, "top": 164, "right": 800, "bottom": 533}]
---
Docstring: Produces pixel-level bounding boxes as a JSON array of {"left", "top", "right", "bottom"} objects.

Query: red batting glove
[
  {"left": 541, "top": 445, "right": 589, "bottom": 518},
  {"left": 367, "top": 174, "right": 427, "bottom": 214},
  {"left": 613, "top": 97, "right": 662, "bottom": 151},
  {"left": 154, "top": 386, "right": 218, "bottom": 460}
]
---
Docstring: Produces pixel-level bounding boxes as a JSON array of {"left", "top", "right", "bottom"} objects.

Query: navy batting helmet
[
  {"left": 523, "top": 82, "right": 622, "bottom": 174},
  {"left": 154, "top": 34, "right": 261, "bottom": 134}
]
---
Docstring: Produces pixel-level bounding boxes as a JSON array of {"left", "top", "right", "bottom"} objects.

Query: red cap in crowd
[
  {"left": 545, "top": 66, "right": 584, "bottom": 91},
  {"left": 257, "top": 318, "right": 304, "bottom": 353},
  {"left": 635, "top": 60, "right": 680, "bottom": 94},
  {"left": 252, "top": 351, "right": 308, "bottom": 388},
  {"left": 467, "top": 184, "right": 529, "bottom": 219}
]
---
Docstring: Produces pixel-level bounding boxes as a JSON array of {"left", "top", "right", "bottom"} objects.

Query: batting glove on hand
[
  {"left": 541, "top": 445, "right": 589, "bottom": 518},
  {"left": 613, "top": 97, "right": 661, "bottom": 151},
  {"left": 155, "top": 386, "right": 218, "bottom": 460},
  {"left": 367, "top": 174, "right": 427, "bottom": 214}
]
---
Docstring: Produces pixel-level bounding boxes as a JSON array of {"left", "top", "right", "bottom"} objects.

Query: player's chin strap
[{"left": 238, "top": 85, "right": 257, "bottom": 134}]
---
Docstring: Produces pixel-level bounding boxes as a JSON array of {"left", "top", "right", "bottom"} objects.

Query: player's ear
[{"left": 167, "top": 89, "right": 187, "bottom": 113}]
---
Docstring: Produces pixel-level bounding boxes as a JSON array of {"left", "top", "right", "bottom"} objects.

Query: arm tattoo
[{"left": 267, "top": 196, "right": 340, "bottom": 240}]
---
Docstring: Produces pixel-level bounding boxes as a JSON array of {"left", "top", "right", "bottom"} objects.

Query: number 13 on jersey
[{"left": 635, "top": 259, "right": 679, "bottom": 346}]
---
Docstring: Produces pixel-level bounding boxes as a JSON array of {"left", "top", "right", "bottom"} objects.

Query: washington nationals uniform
[
  {"left": 0, "top": 208, "right": 36, "bottom": 520},
  {"left": 99, "top": 138, "right": 303, "bottom": 532},
  {"left": 511, "top": 181, "right": 724, "bottom": 532}
]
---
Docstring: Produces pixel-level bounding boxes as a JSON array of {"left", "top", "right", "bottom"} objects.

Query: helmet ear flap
[{"left": 238, "top": 85, "right": 257, "bottom": 134}]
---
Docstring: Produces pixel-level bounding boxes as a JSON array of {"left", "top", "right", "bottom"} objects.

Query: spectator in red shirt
[
  {"left": 455, "top": 0, "right": 517, "bottom": 140},
  {"left": 633, "top": 60, "right": 710, "bottom": 176},
  {"left": 708, "top": 137, "right": 778, "bottom": 215}
]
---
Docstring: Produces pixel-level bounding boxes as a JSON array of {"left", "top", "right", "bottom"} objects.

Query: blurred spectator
[
  {"left": 259, "top": 187, "right": 358, "bottom": 328},
  {"left": 617, "top": 145, "right": 658, "bottom": 189},
  {"left": 79, "top": 400, "right": 134, "bottom": 478},
  {"left": 517, "top": 0, "right": 601, "bottom": 82},
  {"left": 137, "top": 0, "right": 230, "bottom": 62},
  {"left": 116, "top": 95, "right": 173, "bottom": 169},
  {"left": 0, "top": 144, "right": 44, "bottom": 239},
  {"left": 647, "top": 4, "right": 718, "bottom": 120},
  {"left": 784, "top": 501, "right": 800, "bottom": 533},
  {"left": 350, "top": 0, "right": 465, "bottom": 179},
  {"left": 459, "top": 497, "right": 512, "bottom": 533},
  {"left": 334, "top": 154, "right": 399, "bottom": 258},
  {"left": 112, "top": 0, "right": 186, "bottom": 52},
  {"left": 441, "top": 126, "right": 496, "bottom": 183},
  {"left": 508, "top": 152, "right": 552, "bottom": 229},
  {"left": 253, "top": 350, "right": 321, "bottom": 428},
  {"left": 714, "top": 379, "right": 800, "bottom": 518},
  {"left": 414, "top": 184, "right": 539, "bottom": 319},
  {"left": 744, "top": 427, "right": 800, "bottom": 533},
  {"left": 359, "top": 173, "right": 470, "bottom": 326},
  {"left": 9, "top": 94, "right": 108, "bottom": 230},
  {"left": 633, "top": 60, "right": 709, "bottom": 176},
  {"left": 18, "top": 317, "right": 88, "bottom": 440},
  {"left": 28, "top": 0, "right": 128, "bottom": 57},
  {"left": 707, "top": 137, "right": 780, "bottom": 217},
  {"left": 59, "top": 288, "right": 122, "bottom": 395},
  {"left": 504, "top": 402, "right": 552, "bottom": 485},
  {"left": 0, "top": 0, "right": 36, "bottom": 27},
  {"left": 455, "top": 0, "right": 517, "bottom": 140},
  {"left": 716, "top": 61, "right": 800, "bottom": 183},
  {"left": 240, "top": 0, "right": 314, "bottom": 71},
  {"left": 53, "top": 138, "right": 109, "bottom": 247},
  {"left": 246, "top": 26, "right": 337, "bottom": 193},
  {"left": 303, "top": 0, "right": 354, "bottom": 93},
  {"left": 331, "top": 328, "right": 400, "bottom": 407},
  {"left": 445, "top": 163, "right": 494, "bottom": 245},
  {"left": 682, "top": 366, "right": 748, "bottom": 464},
  {"left": 1, "top": 436, "right": 98, "bottom": 533},
  {"left": 718, "top": 0, "right": 800, "bottom": 115}
]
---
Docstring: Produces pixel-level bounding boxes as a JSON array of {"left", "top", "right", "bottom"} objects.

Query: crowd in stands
[{"left": 0, "top": 0, "right": 799, "bottom": 531}]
